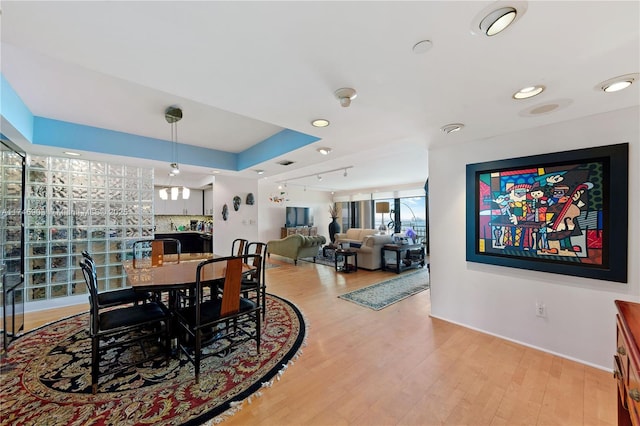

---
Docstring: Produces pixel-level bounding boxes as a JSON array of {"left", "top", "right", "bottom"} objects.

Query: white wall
[
  {"left": 429, "top": 106, "right": 639, "bottom": 370},
  {"left": 212, "top": 176, "right": 259, "bottom": 254},
  {"left": 257, "top": 181, "right": 333, "bottom": 244}
]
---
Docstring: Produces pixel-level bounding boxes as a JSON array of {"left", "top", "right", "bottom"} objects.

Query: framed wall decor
[{"left": 466, "top": 143, "right": 628, "bottom": 283}]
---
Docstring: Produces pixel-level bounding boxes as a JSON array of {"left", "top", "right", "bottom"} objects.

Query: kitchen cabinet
[
  {"left": 204, "top": 187, "right": 214, "bottom": 216},
  {"left": 154, "top": 188, "right": 203, "bottom": 215}
]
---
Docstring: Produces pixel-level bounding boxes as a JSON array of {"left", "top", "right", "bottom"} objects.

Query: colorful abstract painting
[{"left": 466, "top": 143, "right": 628, "bottom": 283}]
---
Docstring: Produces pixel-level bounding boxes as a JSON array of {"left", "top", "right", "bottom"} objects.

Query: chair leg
[
  {"left": 91, "top": 336, "right": 99, "bottom": 394},
  {"left": 195, "top": 329, "right": 201, "bottom": 384},
  {"left": 256, "top": 309, "right": 261, "bottom": 355}
]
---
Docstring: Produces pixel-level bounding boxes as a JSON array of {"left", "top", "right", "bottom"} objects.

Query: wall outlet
[{"left": 536, "top": 301, "right": 547, "bottom": 318}]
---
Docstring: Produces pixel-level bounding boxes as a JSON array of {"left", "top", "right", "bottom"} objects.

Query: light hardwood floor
[{"left": 23, "top": 257, "right": 616, "bottom": 426}]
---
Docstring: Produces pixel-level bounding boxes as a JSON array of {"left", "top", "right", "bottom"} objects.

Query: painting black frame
[{"left": 466, "top": 143, "right": 628, "bottom": 283}]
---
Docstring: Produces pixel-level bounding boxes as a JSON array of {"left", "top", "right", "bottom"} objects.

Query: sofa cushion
[
  {"left": 345, "top": 229, "right": 362, "bottom": 240},
  {"left": 336, "top": 228, "right": 377, "bottom": 244}
]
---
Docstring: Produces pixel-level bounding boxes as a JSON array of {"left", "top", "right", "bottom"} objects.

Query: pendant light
[{"left": 165, "top": 106, "right": 182, "bottom": 175}]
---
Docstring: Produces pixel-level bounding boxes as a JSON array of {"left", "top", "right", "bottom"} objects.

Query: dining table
[{"left": 122, "top": 252, "right": 255, "bottom": 306}]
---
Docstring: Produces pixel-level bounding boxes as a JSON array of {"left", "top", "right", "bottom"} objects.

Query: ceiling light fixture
[
  {"left": 597, "top": 73, "right": 638, "bottom": 93},
  {"left": 317, "top": 175, "right": 322, "bottom": 181},
  {"left": 317, "top": 147, "right": 332, "bottom": 155},
  {"left": 275, "top": 166, "right": 354, "bottom": 186},
  {"left": 312, "top": 119, "right": 330, "bottom": 127},
  {"left": 513, "top": 85, "right": 545, "bottom": 100},
  {"left": 335, "top": 87, "right": 357, "bottom": 107},
  {"left": 165, "top": 106, "right": 182, "bottom": 175},
  {"left": 255, "top": 169, "right": 265, "bottom": 175},
  {"left": 479, "top": 7, "right": 517, "bottom": 36},
  {"left": 64, "top": 151, "right": 81, "bottom": 156},
  {"left": 441, "top": 123, "right": 465, "bottom": 134}
]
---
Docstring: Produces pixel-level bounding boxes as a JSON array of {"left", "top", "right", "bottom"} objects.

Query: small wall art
[{"left": 233, "top": 196, "right": 241, "bottom": 211}]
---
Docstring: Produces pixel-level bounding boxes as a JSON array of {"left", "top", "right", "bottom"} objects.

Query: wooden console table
[
  {"left": 614, "top": 300, "right": 640, "bottom": 426},
  {"left": 381, "top": 244, "right": 425, "bottom": 274}
]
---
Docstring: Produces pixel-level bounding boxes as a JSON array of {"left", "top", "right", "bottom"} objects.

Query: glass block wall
[
  {"left": 24, "top": 155, "right": 154, "bottom": 302},
  {"left": 1, "top": 147, "right": 25, "bottom": 290}
]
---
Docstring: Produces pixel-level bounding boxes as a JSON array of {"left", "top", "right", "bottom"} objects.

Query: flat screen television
[{"left": 285, "top": 206, "right": 311, "bottom": 227}]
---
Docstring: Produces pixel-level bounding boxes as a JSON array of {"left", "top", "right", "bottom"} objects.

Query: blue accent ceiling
[
  {"left": 0, "top": 72, "right": 319, "bottom": 171},
  {"left": 1, "top": 75, "right": 35, "bottom": 142}
]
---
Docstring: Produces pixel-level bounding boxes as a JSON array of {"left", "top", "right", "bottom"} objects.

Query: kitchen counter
[
  {"left": 155, "top": 232, "right": 212, "bottom": 253},
  {"left": 155, "top": 231, "right": 211, "bottom": 237}
]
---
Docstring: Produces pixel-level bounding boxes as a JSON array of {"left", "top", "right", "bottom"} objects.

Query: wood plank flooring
[{"left": 22, "top": 257, "right": 616, "bottom": 425}]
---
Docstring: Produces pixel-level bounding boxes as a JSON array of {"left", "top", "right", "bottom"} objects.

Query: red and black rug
[{"left": 0, "top": 294, "right": 305, "bottom": 425}]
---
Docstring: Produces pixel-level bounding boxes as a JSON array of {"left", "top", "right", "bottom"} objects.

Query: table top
[
  {"left": 123, "top": 253, "right": 253, "bottom": 290},
  {"left": 335, "top": 248, "right": 357, "bottom": 255},
  {"left": 382, "top": 243, "right": 423, "bottom": 251}
]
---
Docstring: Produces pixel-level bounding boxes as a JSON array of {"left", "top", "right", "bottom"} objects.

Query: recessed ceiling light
[
  {"left": 412, "top": 39, "right": 433, "bottom": 54},
  {"left": 316, "top": 147, "right": 332, "bottom": 155},
  {"left": 480, "top": 7, "right": 517, "bottom": 36},
  {"left": 597, "top": 73, "right": 638, "bottom": 93},
  {"left": 255, "top": 169, "right": 265, "bottom": 175},
  {"left": 64, "top": 151, "right": 81, "bottom": 156},
  {"left": 441, "top": 123, "right": 465, "bottom": 134},
  {"left": 312, "top": 119, "right": 330, "bottom": 127},
  {"left": 513, "top": 85, "right": 545, "bottom": 100}
]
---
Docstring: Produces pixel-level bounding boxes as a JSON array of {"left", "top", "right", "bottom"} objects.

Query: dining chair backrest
[
  {"left": 194, "top": 256, "right": 243, "bottom": 319},
  {"left": 132, "top": 238, "right": 181, "bottom": 268},
  {"left": 81, "top": 250, "right": 96, "bottom": 270},
  {"left": 79, "top": 259, "right": 100, "bottom": 333},
  {"left": 231, "top": 238, "right": 248, "bottom": 257},
  {"left": 244, "top": 242, "right": 267, "bottom": 283}
]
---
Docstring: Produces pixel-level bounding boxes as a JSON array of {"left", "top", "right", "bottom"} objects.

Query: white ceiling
[{"left": 1, "top": 1, "right": 638, "bottom": 192}]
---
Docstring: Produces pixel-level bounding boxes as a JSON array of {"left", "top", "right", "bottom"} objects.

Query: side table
[
  {"left": 381, "top": 244, "right": 425, "bottom": 274},
  {"left": 335, "top": 249, "right": 358, "bottom": 273},
  {"left": 323, "top": 243, "right": 338, "bottom": 258}
]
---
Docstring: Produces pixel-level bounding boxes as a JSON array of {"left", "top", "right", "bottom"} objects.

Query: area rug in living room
[
  {"left": 339, "top": 268, "right": 430, "bottom": 310},
  {"left": 0, "top": 294, "right": 305, "bottom": 426}
]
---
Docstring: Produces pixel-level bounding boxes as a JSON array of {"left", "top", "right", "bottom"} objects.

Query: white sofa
[
  {"left": 334, "top": 228, "right": 377, "bottom": 246},
  {"left": 334, "top": 228, "right": 393, "bottom": 270}
]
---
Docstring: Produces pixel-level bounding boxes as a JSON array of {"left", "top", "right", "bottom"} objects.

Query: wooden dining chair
[
  {"left": 231, "top": 238, "right": 248, "bottom": 257},
  {"left": 81, "top": 250, "right": 153, "bottom": 307},
  {"left": 241, "top": 242, "right": 268, "bottom": 320},
  {"left": 79, "top": 260, "right": 171, "bottom": 394},
  {"left": 174, "top": 255, "right": 261, "bottom": 383},
  {"left": 132, "top": 238, "right": 181, "bottom": 268}
]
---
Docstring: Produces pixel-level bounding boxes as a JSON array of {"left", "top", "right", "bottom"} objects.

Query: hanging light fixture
[{"left": 165, "top": 106, "right": 183, "bottom": 175}]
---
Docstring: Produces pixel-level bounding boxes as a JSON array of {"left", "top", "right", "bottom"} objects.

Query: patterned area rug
[
  {"left": 338, "top": 269, "right": 430, "bottom": 310},
  {"left": 300, "top": 247, "right": 336, "bottom": 267},
  {"left": 0, "top": 294, "right": 305, "bottom": 426}
]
